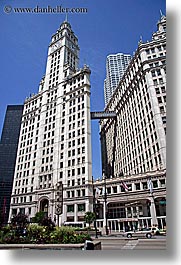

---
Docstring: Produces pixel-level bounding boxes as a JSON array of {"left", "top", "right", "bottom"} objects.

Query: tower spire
[
  {"left": 65, "top": 12, "right": 68, "bottom": 22},
  {"left": 160, "top": 9, "right": 164, "bottom": 18}
]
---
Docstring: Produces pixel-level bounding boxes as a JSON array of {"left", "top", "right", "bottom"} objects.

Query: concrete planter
[{"left": 0, "top": 241, "right": 102, "bottom": 250}]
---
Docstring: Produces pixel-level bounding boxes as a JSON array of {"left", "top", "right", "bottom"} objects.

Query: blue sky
[{"left": 0, "top": 0, "right": 166, "bottom": 179}]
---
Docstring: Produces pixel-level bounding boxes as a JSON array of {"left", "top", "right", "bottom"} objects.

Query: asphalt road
[{"left": 96, "top": 236, "right": 166, "bottom": 250}]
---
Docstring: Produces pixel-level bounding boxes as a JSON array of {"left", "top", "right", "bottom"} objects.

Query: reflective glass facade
[{"left": 0, "top": 105, "right": 23, "bottom": 224}]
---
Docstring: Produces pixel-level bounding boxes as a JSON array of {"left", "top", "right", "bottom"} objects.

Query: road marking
[{"left": 121, "top": 240, "right": 138, "bottom": 249}]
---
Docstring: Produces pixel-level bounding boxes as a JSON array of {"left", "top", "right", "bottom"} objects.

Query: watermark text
[{"left": 4, "top": 5, "right": 88, "bottom": 14}]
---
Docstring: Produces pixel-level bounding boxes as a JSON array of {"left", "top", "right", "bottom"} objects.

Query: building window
[
  {"left": 82, "top": 189, "right": 85, "bottom": 196},
  {"left": 67, "top": 205, "right": 74, "bottom": 212},
  {"left": 142, "top": 182, "right": 147, "bottom": 189},
  {"left": 112, "top": 186, "right": 117, "bottom": 193},
  {"left": 82, "top": 167, "right": 85, "bottom": 174},
  {"left": 78, "top": 204, "right": 85, "bottom": 212},
  {"left": 160, "top": 179, "right": 166, "bottom": 187}
]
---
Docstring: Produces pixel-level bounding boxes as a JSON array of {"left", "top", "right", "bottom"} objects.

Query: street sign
[
  {"left": 55, "top": 181, "right": 63, "bottom": 215},
  {"left": 91, "top": 111, "right": 116, "bottom": 120}
]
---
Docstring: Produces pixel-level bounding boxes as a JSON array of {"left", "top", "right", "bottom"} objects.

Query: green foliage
[
  {"left": 27, "top": 224, "right": 50, "bottom": 244},
  {"left": 31, "top": 212, "right": 55, "bottom": 232},
  {"left": 31, "top": 211, "right": 45, "bottom": 224},
  {"left": 0, "top": 225, "right": 29, "bottom": 244},
  {"left": 0, "top": 224, "right": 91, "bottom": 244},
  {"left": 11, "top": 213, "right": 29, "bottom": 228},
  {"left": 49, "top": 226, "right": 91, "bottom": 244},
  {"left": 40, "top": 216, "right": 55, "bottom": 231},
  {"left": 84, "top": 211, "right": 96, "bottom": 227}
]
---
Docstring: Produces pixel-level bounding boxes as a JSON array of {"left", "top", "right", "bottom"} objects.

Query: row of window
[
  {"left": 67, "top": 189, "right": 85, "bottom": 199},
  {"left": 67, "top": 203, "right": 85, "bottom": 212},
  {"left": 146, "top": 44, "right": 166, "bottom": 55},
  {"left": 12, "top": 195, "right": 33, "bottom": 204},
  {"left": 14, "top": 185, "right": 34, "bottom": 195},
  {"left": 49, "top": 53, "right": 60, "bottom": 89},
  {"left": 24, "top": 96, "right": 42, "bottom": 111},
  {"left": 65, "top": 52, "right": 76, "bottom": 69},
  {"left": 60, "top": 156, "right": 85, "bottom": 167},
  {"left": 15, "top": 177, "right": 34, "bottom": 187},
  {"left": 149, "top": 60, "right": 166, "bottom": 68},
  {"left": 67, "top": 178, "right": 85, "bottom": 186},
  {"left": 115, "top": 153, "right": 163, "bottom": 176},
  {"left": 95, "top": 178, "right": 166, "bottom": 195}
]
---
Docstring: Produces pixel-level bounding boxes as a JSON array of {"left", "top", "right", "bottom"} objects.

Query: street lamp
[
  {"left": 103, "top": 169, "right": 109, "bottom": 235},
  {"left": 92, "top": 176, "right": 98, "bottom": 238}
]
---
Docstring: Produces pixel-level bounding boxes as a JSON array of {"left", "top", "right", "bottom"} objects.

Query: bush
[
  {"left": 31, "top": 211, "right": 45, "bottom": 224},
  {"left": 84, "top": 212, "right": 96, "bottom": 227},
  {"left": 40, "top": 216, "right": 55, "bottom": 231},
  {"left": 49, "top": 226, "right": 91, "bottom": 244},
  {"left": 0, "top": 225, "right": 29, "bottom": 244},
  {"left": 0, "top": 224, "right": 92, "bottom": 244},
  {"left": 11, "top": 213, "right": 29, "bottom": 228},
  {"left": 27, "top": 224, "right": 50, "bottom": 244}
]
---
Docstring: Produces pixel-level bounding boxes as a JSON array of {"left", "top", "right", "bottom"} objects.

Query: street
[{"left": 93, "top": 236, "right": 166, "bottom": 250}]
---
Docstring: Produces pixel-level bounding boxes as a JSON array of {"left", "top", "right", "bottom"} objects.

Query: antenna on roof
[
  {"left": 65, "top": 12, "right": 68, "bottom": 22},
  {"left": 160, "top": 9, "right": 163, "bottom": 18},
  {"left": 138, "top": 35, "right": 143, "bottom": 45}
]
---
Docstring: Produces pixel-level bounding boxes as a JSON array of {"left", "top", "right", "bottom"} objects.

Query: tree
[
  {"left": 40, "top": 216, "right": 55, "bottom": 231},
  {"left": 84, "top": 211, "right": 96, "bottom": 227},
  {"left": 32, "top": 212, "right": 55, "bottom": 231},
  {"left": 32, "top": 211, "right": 45, "bottom": 224},
  {"left": 11, "top": 213, "right": 28, "bottom": 228}
]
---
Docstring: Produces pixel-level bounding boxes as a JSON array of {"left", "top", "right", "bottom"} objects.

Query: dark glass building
[{"left": 0, "top": 105, "right": 23, "bottom": 224}]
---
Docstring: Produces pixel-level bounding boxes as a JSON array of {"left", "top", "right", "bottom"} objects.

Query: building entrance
[{"left": 39, "top": 199, "right": 49, "bottom": 217}]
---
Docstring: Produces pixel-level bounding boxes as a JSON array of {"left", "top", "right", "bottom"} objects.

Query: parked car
[
  {"left": 151, "top": 227, "right": 160, "bottom": 235},
  {"left": 151, "top": 227, "right": 166, "bottom": 235},
  {"left": 159, "top": 228, "right": 166, "bottom": 235},
  {"left": 122, "top": 228, "right": 154, "bottom": 239}
]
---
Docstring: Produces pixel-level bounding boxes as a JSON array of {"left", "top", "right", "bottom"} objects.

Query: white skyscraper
[
  {"left": 104, "top": 53, "right": 131, "bottom": 106},
  {"left": 100, "top": 15, "right": 166, "bottom": 177},
  {"left": 9, "top": 20, "right": 93, "bottom": 225}
]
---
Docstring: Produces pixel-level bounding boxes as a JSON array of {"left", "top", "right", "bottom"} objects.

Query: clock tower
[
  {"left": 9, "top": 19, "right": 93, "bottom": 225},
  {"left": 40, "top": 20, "right": 80, "bottom": 93}
]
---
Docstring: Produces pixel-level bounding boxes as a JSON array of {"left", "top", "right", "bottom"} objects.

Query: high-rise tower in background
[
  {"left": 104, "top": 53, "right": 131, "bottom": 106},
  {"left": 0, "top": 105, "right": 23, "bottom": 224},
  {"left": 9, "top": 20, "right": 93, "bottom": 225}
]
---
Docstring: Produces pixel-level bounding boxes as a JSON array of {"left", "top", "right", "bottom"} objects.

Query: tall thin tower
[
  {"left": 104, "top": 53, "right": 131, "bottom": 106},
  {"left": 9, "top": 20, "right": 93, "bottom": 225}
]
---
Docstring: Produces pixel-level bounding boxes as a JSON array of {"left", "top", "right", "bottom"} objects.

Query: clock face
[
  {"left": 56, "top": 40, "right": 61, "bottom": 48},
  {"left": 68, "top": 41, "right": 75, "bottom": 50},
  {"left": 51, "top": 40, "right": 61, "bottom": 52}
]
